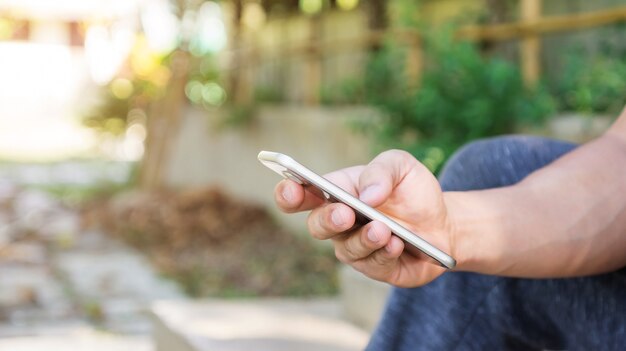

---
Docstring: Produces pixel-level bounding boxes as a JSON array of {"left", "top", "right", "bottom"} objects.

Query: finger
[
  {"left": 274, "top": 179, "right": 324, "bottom": 213},
  {"left": 307, "top": 202, "right": 355, "bottom": 240},
  {"left": 274, "top": 166, "right": 365, "bottom": 213},
  {"left": 352, "top": 235, "right": 405, "bottom": 282},
  {"left": 322, "top": 165, "right": 365, "bottom": 197},
  {"left": 334, "top": 221, "right": 391, "bottom": 263},
  {"left": 358, "top": 150, "right": 419, "bottom": 206}
]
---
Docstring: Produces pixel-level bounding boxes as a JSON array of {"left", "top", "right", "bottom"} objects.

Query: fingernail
[
  {"left": 367, "top": 228, "right": 379, "bottom": 243},
  {"left": 331, "top": 210, "right": 345, "bottom": 227},
  {"left": 385, "top": 244, "right": 393, "bottom": 253},
  {"left": 359, "top": 184, "right": 380, "bottom": 204},
  {"left": 282, "top": 186, "right": 294, "bottom": 203}
]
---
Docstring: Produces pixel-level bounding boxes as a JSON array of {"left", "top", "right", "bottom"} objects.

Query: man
[{"left": 274, "top": 107, "right": 626, "bottom": 350}]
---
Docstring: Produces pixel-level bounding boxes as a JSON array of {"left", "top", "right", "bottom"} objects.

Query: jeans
[{"left": 365, "top": 136, "right": 626, "bottom": 351}]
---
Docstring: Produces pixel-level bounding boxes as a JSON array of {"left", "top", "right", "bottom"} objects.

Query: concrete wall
[
  {"left": 339, "top": 265, "right": 390, "bottom": 331},
  {"left": 163, "top": 105, "right": 612, "bottom": 232},
  {"left": 162, "top": 104, "right": 612, "bottom": 331},
  {"left": 164, "top": 105, "right": 377, "bottom": 233}
]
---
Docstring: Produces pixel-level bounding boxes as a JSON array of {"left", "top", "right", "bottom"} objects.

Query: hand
[{"left": 274, "top": 150, "right": 456, "bottom": 287}]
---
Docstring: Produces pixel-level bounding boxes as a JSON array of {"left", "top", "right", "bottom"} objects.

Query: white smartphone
[{"left": 258, "top": 151, "right": 456, "bottom": 269}]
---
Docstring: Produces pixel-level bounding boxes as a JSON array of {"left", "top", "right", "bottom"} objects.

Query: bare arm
[
  {"left": 449, "top": 109, "right": 626, "bottom": 277},
  {"left": 274, "top": 107, "right": 626, "bottom": 286}
]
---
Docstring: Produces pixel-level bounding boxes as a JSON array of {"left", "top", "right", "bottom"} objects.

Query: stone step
[
  {"left": 54, "top": 230, "right": 185, "bottom": 334},
  {"left": 339, "top": 264, "right": 390, "bottom": 331},
  {"left": 150, "top": 298, "right": 369, "bottom": 351},
  {"left": 0, "top": 327, "right": 152, "bottom": 351}
]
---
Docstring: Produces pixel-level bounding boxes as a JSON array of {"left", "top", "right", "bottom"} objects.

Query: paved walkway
[
  {"left": 152, "top": 298, "right": 369, "bottom": 351},
  {"left": 0, "top": 178, "right": 182, "bottom": 350},
  {"left": 0, "top": 166, "right": 371, "bottom": 351},
  {"left": 0, "top": 329, "right": 151, "bottom": 351}
]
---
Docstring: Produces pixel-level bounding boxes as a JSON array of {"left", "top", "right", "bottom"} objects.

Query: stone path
[
  {"left": 0, "top": 164, "right": 372, "bottom": 351},
  {"left": 0, "top": 176, "right": 182, "bottom": 350},
  {"left": 152, "top": 298, "right": 369, "bottom": 351},
  {"left": 0, "top": 329, "right": 151, "bottom": 351}
]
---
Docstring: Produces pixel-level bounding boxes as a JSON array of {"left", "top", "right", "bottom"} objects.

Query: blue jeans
[{"left": 366, "top": 136, "right": 626, "bottom": 351}]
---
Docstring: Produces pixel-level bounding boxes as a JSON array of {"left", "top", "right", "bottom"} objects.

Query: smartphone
[{"left": 258, "top": 151, "right": 456, "bottom": 269}]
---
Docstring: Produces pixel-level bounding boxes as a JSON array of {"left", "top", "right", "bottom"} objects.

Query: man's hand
[
  {"left": 276, "top": 106, "right": 626, "bottom": 281},
  {"left": 274, "top": 150, "right": 455, "bottom": 287}
]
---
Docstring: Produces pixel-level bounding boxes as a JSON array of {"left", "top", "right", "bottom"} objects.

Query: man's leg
[{"left": 366, "top": 135, "right": 626, "bottom": 351}]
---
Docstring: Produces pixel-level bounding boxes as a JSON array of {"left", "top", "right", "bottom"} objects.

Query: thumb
[{"left": 358, "top": 150, "right": 417, "bottom": 207}]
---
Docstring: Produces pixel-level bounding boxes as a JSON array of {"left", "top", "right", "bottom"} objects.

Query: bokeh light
[
  {"left": 300, "top": 0, "right": 323, "bottom": 15},
  {"left": 127, "top": 108, "right": 147, "bottom": 126},
  {"left": 188, "top": 1, "right": 227, "bottom": 56},
  {"left": 185, "top": 80, "right": 204, "bottom": 103},
  {"left": 201, "top": 82, "right": 227, "bottom": 107},
  {"left": 243, "top": 2, "right": 266, "bottom": 29},
  {"left": 0, "top": 18, "right": 13, "bottom": 38},
  {"left": 337, "top": 0, "right": 359, "bottom": 11},
  {"left": 0, "top": 40, "right": 94, "bottom": 160},
  {"left": 110, "top": 78, "right": 134, "bottom": 99},
  {"left": 140, "top": 0, "right": 180, "bottom": 54},
  {"left": 130, "top": 37, "right": 161, "bottom": 77},
  {"left": 122, "top": 122, "right": 146, "bottom": 160},
  {"left": 85, "top": 24, "right": 134, "bottom": 85}
]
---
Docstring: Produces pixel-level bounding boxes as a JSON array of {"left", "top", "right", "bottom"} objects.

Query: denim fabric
[{"left": 366, "top": 135, "right": 626, "bottom": 351}]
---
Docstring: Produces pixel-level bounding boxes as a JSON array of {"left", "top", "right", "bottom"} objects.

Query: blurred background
[{"left": 0, "top": 0, "right": 624, "bottom": 350}]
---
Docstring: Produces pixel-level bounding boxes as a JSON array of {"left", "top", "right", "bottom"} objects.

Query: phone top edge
[
  {"left": 257, "top": 150, "right": 280, "bottom": 161},
  {"left": 258, "top": 151, "right": 297, "bottom": 166}
]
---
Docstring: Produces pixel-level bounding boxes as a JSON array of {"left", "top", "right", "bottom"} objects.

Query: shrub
[
  {"left": 346, "top": 31, "right": 555, "bottom": 173},
  {"left": 557, "top": 48, "right": 626, "bottom": 116}
]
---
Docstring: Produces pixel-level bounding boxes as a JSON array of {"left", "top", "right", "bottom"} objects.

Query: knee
[
  {"left": 444, "top": 135, "right": 527, "bottom": 171},
  {"left": 438, "top": 135, "right": 542, "bottom": 191}
]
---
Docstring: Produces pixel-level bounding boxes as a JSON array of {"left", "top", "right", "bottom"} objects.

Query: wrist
[{"left": 443, "top": 190, "right": 512, "bottom": 275}]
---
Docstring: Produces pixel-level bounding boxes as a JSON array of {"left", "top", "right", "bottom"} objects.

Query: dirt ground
[{"left": 81, "top": 186, "right": 338, "bottom": 297}]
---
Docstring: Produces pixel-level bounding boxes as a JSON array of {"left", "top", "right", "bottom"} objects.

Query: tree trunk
[
  {"left": 139, "top": 50, "right": 190, "bottom": 190},
  {"left": 365, "top": 0, "right": 388, "bottom": 51},
  {"left": 229, "top": 0, "right": 245, "bottom": 104},
  {"left": 481, "top": 0, "right": 515, "bottom": 52}
]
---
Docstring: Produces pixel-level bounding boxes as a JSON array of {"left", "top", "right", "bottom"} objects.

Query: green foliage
[
  {"left": 320, "top": 76, "right": 363, "bottom": 105},
  {"left": 185, "top": 55, "right": 227, "bottom": 108},
  {"left": 32, "top": 181, "right": 133, "bottom": 207},
  {"left": 557, "top": 48, "right": 626, "bottom": 116},
  {"left": 255, "top": 86, "right": 285, "bottom": 103},
  {"left": 84, "top": 24, "right": 224, "bottom": 138},
  {"left": 339, "top": 31, "right": 555, "bottom": 173},
  {"left": 83, "top": 64, "right": 166, "bottom": 137},
  {"left": 221, "top": 104, "right": 257, "bottom": 128},
  {"left": 82, "top": 89, "right": 135, "bottom": 137}
]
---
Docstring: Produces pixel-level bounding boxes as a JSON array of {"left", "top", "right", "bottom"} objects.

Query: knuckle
[
  {"left": 370, "top": 250, "right": 390, "bottom": 267},
  {"left": 383, "top": 149, "right": 414, "bottom": 163},
  {"left": 358, "top": 230, "right": 375, "bottom": 252},
  {"left": 342, "top": 237, "right": 360, "bottom": 260},
  {"left": 308, "top": 205, "right": 341, "bottom": 239},
  {"left": 306, "top": 212, "right": 325, "bottom": 240},
  {"left": 334, "top": 246, "right": 349, "bottom": 264}
]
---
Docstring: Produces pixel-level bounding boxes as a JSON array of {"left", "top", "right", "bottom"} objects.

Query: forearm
[{"left": 446, "top": 131, "right": 626, "bottom": 277}]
